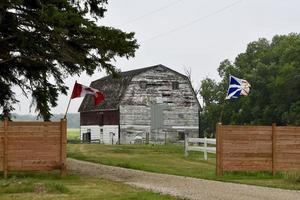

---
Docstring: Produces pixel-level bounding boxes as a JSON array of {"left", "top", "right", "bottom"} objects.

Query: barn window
[
  {"left": 139, "top": 81, "right": 147, "bottom": 89},
  {"left": 172, "top": 82, "right": 179, "bottom": 90},
  {"left": 83, "top": 129, "right": 91, "bottom": 143},
  {"left": 178, "top": 132, "right": 185, "bottom": 140},
  {"left": 100, "top": 129, "right": 103, "bottom": 143}
]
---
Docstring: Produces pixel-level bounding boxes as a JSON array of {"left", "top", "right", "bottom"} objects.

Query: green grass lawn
[
  {"left": 0, "top": 172, "right": 180, "bottom": 200},
  {"left": 68, "top": 144, "right": 300, "bottom": 190},
  {"left": 67, "top": 129, "right": 80, "bottom": 140}
]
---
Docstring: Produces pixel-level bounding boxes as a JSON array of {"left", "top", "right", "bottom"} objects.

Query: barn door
[
  {"left": 83, "top": 129, "right": 91, "bottom": 143},
  {"left": 150, "top": 104, "right": 167, "bottom": 142},
  {"left": 150, "top": 104, "right": 164, "bottom": 130}
]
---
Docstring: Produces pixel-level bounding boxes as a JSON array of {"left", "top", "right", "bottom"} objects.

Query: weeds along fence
[
  {"left": 0, "top": 118, "right": 67, "bottom": 178},
  {"left": 216, "top": 123, "right": 300, "bottom": 176}
]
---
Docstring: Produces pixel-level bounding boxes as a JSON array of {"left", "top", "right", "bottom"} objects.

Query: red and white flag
[{"left": 71, "top": 82, "right": 105, "bottom": 105}]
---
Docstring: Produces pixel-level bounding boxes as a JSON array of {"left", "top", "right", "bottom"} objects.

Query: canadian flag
[{"left": 71, "top": 82, "right": 105, "bottom": 105}]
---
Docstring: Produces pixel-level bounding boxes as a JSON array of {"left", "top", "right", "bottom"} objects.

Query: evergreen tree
[{"left": 0, "top": 0, "right": 138, "bottom": 120}]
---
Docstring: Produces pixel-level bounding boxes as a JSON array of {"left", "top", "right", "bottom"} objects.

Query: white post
[
  {"left": 204, "top": 137, "right": 208, "bottom": 160},
  {"left": 184, "top": 132, "right": 188, "bottom": 157}
]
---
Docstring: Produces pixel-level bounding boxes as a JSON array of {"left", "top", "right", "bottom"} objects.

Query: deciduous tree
[{"left": 200, "top": 33, "right": 300, "bottom": 135}]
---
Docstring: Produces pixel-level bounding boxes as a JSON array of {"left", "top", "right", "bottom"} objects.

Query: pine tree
[{"left": 0, "top": 0, "right": 138, "bottom": 120}]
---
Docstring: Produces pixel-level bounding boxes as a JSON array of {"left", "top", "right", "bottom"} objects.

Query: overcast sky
[{"left": 13, "top": 0, "right": 300, "bottom": 115}]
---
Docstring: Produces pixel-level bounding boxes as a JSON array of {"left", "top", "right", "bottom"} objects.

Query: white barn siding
[
  {"left": 80, "top": 125, "right": 119, "bottom": 144},
  {"left": 119, "top": 67, "right": 199, "bottom": 143},
  {"left": 80, "top": 125, "right": 100, "bottom": 141},
  {"left": 102, "top": 125, "right": 119, "bottom": 144}
]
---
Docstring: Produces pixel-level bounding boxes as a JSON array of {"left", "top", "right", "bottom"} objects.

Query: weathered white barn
[{"left": 79, "top": 64, "right": 200, "bottom": 144}]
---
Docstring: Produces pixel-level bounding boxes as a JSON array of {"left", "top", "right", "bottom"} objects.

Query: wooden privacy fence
[
  {"left": 216, "top": 123, "right": 300, "bottom": 176},
  {"left": 0, "top": 118, "right": 67, "bottom": 178},
  {"left": 184, "top": 135, "right": 216, "bottom": 160}
]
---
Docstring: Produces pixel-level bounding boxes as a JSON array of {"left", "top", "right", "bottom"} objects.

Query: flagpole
[
  {"left": 218, "top": 101, "right": 226, "bottom": 123},
  {"left": 64, "top": 81, "right": 77, "bottom": 119},
  {"left": 219, "top": 89, "right": 229, "bottom": 123},
  {"left": 64, "top": 96, "right": 72, "bottom": 119}
]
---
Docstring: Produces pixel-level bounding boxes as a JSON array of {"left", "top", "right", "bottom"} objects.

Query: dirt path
[{"left": 68, "top": 158, "right": 300, "bottom": 200}]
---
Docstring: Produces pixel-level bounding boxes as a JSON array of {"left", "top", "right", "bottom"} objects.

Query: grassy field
[
  {"left": 0, "top": 172, "right": 180, "bottom": 200},
  {"left": 68, "top": 144, "right": 300, "bottom": 190},
  {"left": 67, "top": 129, "right": 80, "bottom": 140}
]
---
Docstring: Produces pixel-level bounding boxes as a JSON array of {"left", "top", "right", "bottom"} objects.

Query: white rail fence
[{"left": 184, "top": 135, "right": 216, "bottom": 160}]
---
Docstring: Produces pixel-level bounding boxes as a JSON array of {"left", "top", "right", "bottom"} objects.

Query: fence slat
[
  {"left": 187, "top": 146, "right": 216, "bottom": 152},
  {"left": 272, "top": 123, "right": 276, "bottom": 175},
  {"left": 187, "top": 138, "right": 203, "bottom": 143},
  {"left": 216, "top": 123, "right": 223, "bottom": 176},
  {"left": 187, "top": 137, "right": 216, "bottom": 144}
]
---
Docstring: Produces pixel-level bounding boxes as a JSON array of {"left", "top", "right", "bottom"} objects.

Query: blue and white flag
[{"left": 225, "top": 75, "right": 251, "bottom": 99}]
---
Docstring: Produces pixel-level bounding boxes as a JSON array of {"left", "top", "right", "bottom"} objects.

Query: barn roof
[{"left": 78, "top": 64, "right": 200, "bottom": 112}]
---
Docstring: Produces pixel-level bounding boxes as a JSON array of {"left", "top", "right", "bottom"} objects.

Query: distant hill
[{"left": 11, "top": 113, "right": 80, "bottom": 128}]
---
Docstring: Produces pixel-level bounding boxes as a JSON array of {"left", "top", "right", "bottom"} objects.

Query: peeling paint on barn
[{"left": 78, "top": 64, "right": 200, "bottom": 144}]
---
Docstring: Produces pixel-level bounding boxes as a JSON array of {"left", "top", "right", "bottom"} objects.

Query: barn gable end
[
  {"left": 119, "top": 65, "right": 200, "bottom": 143},
  {"left": 79, "top": 64, "right": 200, "bottom": 144}
]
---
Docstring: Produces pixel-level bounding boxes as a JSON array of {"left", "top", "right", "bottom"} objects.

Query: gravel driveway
[{"left": 68, "top": 158, "right": 300, "bottom": 200}]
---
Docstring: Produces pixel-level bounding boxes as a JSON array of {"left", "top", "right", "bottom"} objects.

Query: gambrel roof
[{"left": 78, "top": 64, "right": 200, "bottom": 112}]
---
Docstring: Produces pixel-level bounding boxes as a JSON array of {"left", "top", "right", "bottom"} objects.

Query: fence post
[
  {"left": 216, "top": 123, "right": 223, "bottom": 176},
  {"left": 3, "top": 118, "right": 8, "bottom": 178},
  {"left": 146, "top": 132, "right": 149, "bottom": 144},
  {"left": 60, "top": 119, "right": 67, "bottom": 177},
  {"left": 204, "top": 137, "right": 208, "bottom": 160},
  {"left": 184, "top": 132, "right": 188, "bottom": 157},
  {"left": 272, "top": 123, "right": 276, "bottom": 176}
]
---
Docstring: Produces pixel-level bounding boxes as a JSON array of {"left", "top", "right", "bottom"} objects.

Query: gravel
[{"left": 68, "top": 158, "right": 300, "bottom": 200}]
